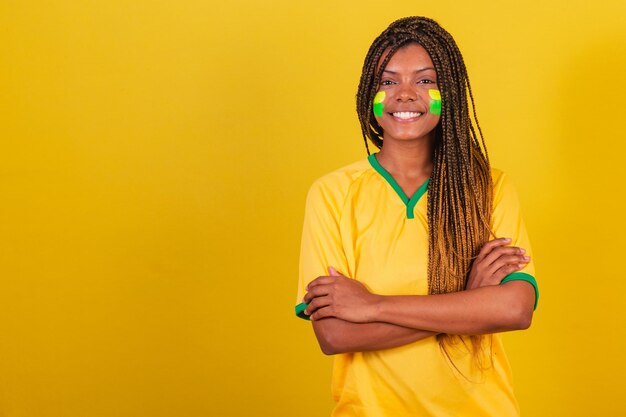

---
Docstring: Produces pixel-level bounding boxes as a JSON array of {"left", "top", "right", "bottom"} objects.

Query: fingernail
[
  {"left": 504, "top": 238, "right": 512, "bottom": 242},
  {"left": 518, "top": 264, "right": 525, "bottom": 268},
  {"left": 519, "top": 248, "right": 525, "bottom": 254},
  {"left": 523, "top": 256, "right": 530, "bottom": 261}
]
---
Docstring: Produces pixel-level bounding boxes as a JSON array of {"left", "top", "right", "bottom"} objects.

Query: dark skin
[
  {"left": 303, "top": 44, "right": 535, "bottom": 355},
  {"left": 304, "top": 239, "right": 531, "bottom": 354}
]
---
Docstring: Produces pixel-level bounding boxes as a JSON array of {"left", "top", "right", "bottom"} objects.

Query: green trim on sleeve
[
  {"left": 367, "top": 153, "right": 429, "bottom": 219},
  {"left": 501, "top": 272, "right": 539, "bottom": 310},
  {"left": 295, "top": 302, "right": 311, "bottom": 320}
]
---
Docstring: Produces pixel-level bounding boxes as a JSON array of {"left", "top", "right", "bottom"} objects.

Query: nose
[{"left": 396, "top": 83, "right": 417, "bottom": 102}]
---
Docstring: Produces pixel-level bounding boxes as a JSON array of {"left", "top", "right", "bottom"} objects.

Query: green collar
[{"left": 368, "top": 153, "right": 429, "bottom": 219}]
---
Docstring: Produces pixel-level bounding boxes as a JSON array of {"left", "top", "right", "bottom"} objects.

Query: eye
[
  {"left": 380, "top": 79, "right": 395, "bottom": 86},
  {"left": 417, "top": 79, "right": 435, "bottom": 84}
]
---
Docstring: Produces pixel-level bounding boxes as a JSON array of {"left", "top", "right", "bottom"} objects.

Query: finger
[
  {"left": 475, "top": 264, "right": 520, "bottom": 288},
  {"left": 303, "top": 290, "right": 314, "bottom": 304},
  {"left": 492, "top": 263, "right": 526, "bottom": 283},
  {"left": 487, "top": 254, "right": 530, "bottom": 274},
  {"left": 306, "top": 276, "right": 337, "bottom": 291},
  {"left": 482, "top": 246, "right": 526, "bottom": 268},
  {"left": 476, "top": 238, "right": 512, "bottom": 262},
  {"left": 475, "top": 253, "right": 530, "bottom": 288},
  {"left": 303, "top": 284, "right": 333, "bottom": 303},
  {"left": 485, "top": 255, "right": 529, "bottom": 279},
  {"left": 304, "top": 295, "right": 331, "bottom": 316},
  {"left": 328, "top": 266, "right": 343, "bottom": 276},
  {"left": 310, "top": 305, "right": 334, "bottom": 321}
]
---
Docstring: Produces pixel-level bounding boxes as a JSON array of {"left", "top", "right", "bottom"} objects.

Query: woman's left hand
[{"left": 303, "top": 267, "right": 381, "bottom": 322}]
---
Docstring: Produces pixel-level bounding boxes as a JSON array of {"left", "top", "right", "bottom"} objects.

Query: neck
[{"left": 376, "top": 135, "right": 435, "bottom": 179}]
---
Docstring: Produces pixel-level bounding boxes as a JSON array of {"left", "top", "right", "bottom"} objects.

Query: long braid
[{"left": 356, "top": 17, "right": 493, "bottom": 368}]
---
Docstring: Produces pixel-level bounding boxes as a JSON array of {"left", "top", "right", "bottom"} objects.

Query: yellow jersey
[{"left": 296, "top": 154, "right": 538, "bottom": 417}]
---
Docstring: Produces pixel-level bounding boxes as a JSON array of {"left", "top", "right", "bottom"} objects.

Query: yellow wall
[{"left": 1, "top": 1, "right": 625, "bottom": 416}]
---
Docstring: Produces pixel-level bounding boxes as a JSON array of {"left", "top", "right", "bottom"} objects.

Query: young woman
[{"left": 295, "top": 17, "right": 538, "bottom": 417}]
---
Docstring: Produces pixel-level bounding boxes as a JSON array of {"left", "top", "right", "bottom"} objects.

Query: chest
[{"left": 338, "top": 181, "right": 429, "bottom": 296}]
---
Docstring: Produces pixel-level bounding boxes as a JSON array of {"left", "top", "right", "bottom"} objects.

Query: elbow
[
  {"left": 504, "top": 302, "right": 533, "bottom": 331},
  {"left": 317, "top": 331, "right": 344, "bottom": 355},
  {"left": 316, "top": 330, "right": 334, "bottom": 355},
  {"left": 511, "top": 311, "right": 532, "bottom": 330},
  {"left": 320, "top": 342, "right": 338, "bottom": 356},
  {"left": 517, "top": 309, "right": 533, "bottom": 330},
  {"left": 313, "top": 320, "right": 348, "bottom": 355},
  {"left": 484, "top": 307, "right": 531, "bottom": 333},
  {"left": 496, "top": 282, "right": 535, "bottom": 331}
]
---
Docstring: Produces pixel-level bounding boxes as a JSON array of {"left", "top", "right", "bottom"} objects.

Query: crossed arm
[{"left": 302, "top": 238, "right": 536, "bottom": 355}]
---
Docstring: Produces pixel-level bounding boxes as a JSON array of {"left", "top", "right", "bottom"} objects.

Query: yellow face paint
[
  {"left": 428, "top": 89, "right": 441, "bottom": 100},
  {"left": 428, "top": 89, "right": 441, "bottom": 115},
  {"left": 373, "top": 91, "right": 386, "bottom": 117}
]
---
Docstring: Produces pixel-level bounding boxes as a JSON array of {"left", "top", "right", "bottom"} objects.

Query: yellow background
[{"left": 1, "top": 0, "right": 625, "bottom": 416}]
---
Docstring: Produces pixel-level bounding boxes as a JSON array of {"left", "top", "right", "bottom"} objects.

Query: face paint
[
  {"left": 428, "top": 89, "right": 442, "bottom": 115},
  {"left": 373, "top": 91, "right": 386, "bottom": 117}
]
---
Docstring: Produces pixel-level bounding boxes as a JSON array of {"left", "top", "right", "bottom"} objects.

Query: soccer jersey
[{"left": 295, "top": 154, "right": 538, "bottom": 417}]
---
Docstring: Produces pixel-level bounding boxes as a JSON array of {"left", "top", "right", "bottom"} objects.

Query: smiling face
[{"left": 374, "top": 43, "right": 441, "bottom": 144}]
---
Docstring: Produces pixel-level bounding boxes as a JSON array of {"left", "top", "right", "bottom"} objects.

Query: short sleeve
[
  {"left": 295, "top": 178, "right": 350, "bottom": 320},
  {"left": 492, "top": 171, "right": 539, "bottom": 309}
]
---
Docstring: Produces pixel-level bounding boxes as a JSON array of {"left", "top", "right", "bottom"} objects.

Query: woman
[{"left": 295, "top": 16, "right": 538, "bottom": 417}]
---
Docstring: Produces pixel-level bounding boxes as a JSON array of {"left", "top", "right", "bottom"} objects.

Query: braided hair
[{"left": 356, "top": 16, "right": 493, "bottom": 366}]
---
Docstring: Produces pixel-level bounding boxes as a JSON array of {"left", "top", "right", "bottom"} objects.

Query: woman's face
[{"left": 374, "top": 43, "right": 441, "bottom": 144}]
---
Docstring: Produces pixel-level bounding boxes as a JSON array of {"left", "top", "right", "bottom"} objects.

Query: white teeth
[{"left": 392, "top": 112, "right": 422, "bottom": 119}]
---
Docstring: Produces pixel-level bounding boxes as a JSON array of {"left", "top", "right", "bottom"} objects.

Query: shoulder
[
  {"left": 490, "top": 167, "right": 522, "bottom": 210},
  {"left": 490, "top": 167, "right": 507, "bottom": 187},
  {"left": 306, "top": 158, "right": 372, "bottom": 205}
]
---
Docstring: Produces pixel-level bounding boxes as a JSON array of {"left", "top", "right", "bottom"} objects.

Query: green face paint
[
  {"left": 373, "top": 91, "right": 386, "bottom": 117},
  {"left": 428, "top": 89, "right": 441, "bottom": 115}
]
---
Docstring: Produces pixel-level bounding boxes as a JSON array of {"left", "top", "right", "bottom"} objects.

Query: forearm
[
  {"left": 312, "top": 318, "right": 436, "bottom": 355},
  {"left": 372, "top": 281, "right": 535, "bottom": 334}
]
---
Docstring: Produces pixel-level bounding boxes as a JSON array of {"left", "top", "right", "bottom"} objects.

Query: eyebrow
[{"left": 383, "top": 67, "right": 436, "bottom": 75}]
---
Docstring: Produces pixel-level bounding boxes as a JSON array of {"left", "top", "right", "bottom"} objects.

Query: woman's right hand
[{"left": 466, "top": 237, "right": 530, "bottom": 290}]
